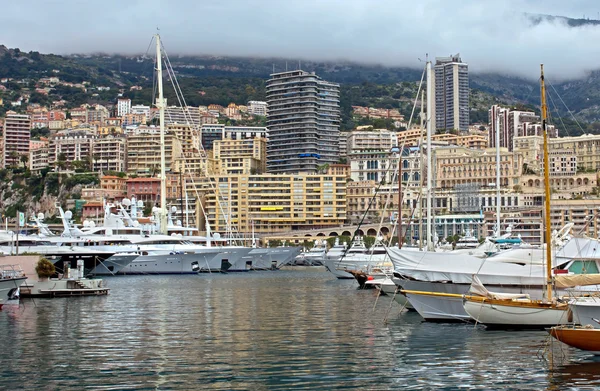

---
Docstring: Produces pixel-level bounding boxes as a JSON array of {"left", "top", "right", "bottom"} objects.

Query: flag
[{"left": 18, "top": 212, "right": 25, "bottom": 227}]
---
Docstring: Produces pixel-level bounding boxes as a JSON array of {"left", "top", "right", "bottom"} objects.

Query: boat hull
[
  {"left": 549, "top": 326, "right": 600, "bottom": 354},
  {"left": 118, "top": 251, "right": 224, "bottom": 274},
  {"left": 570, "top": 298, "right": 600, "bottom": 328},
  {"left": 323, "top": 259, "right": 354, "bottom": 279},
  {"left": 89, "top": 254, "right": 138, "bottom": 276},
  {"left": 463, "top": 299, "right": 570, "bottom": 329},
  {"left": 0, "top": 276, "right": 26, "bottom": 306}
]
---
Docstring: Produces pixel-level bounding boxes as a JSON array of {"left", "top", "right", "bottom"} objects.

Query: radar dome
[
  {"left": 171, "top": 206, "right": 177, "bottom": 213},
  {"left": 137, "top": 200, "right": 144, "bottom": 208},
  {"left": 152, "top": 206, "right": 160, "bottom": 213},
  {"left": 176, "top": 220, "right": 182, "bottom": 226},
  {"left": 83, "top": 221, "right": 90, "bottom": 228},
  {"left": 122, "top": 198, "right": 131, "bottom": 206},
  {"left": 64, "top": 210, "right": 73, "bottom": 220},
  {"left": 37, "top": 213, "right": 44, "bottom": 220},
  {"left": 89, "top": 221, "right": 96, "bottom": 228},
  {"left": 212, "top": 232, "right": 221, "bottom": 240}
]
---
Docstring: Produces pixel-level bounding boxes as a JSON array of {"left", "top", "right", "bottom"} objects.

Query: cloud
[{"left": 1, "top": 0, "right": 599, "bottom": 80}]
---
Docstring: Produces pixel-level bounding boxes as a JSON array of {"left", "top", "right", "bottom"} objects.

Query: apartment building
[
  {"left": 347, "top": 129, "right": 398, "bottom": 152},
  {"left": 266, "top": 70, "right": 340, "bottom": 173},
  {"left": 126, "top": 132, "right": 182, "bottom": 176},
  {"left": 247, "top": 100, "right": 267, "bottom": 116},
  {"left": 29, "top": 138, "right": 50, "bottom": 174},
  {"left": 212, "top": 137, "right": 267, "bottom": 175},
  {"left": 200, "top": 173, "right": 347, "bottom": 233},
  {"left": 2, "top": 111, "right": 31, "bottom": 168},
  {"left": 100, "top": 175, "right": 128, "bottom": 199},
  {"left": 168, "top": 123, "right": 199, "bottom": 155},
  {"left": 349, "top": 150, "right": 398, "bottom": 183},
  {"left": 223, "top": 126, "right": 268, "bottom": 140},
  {"left": 92, "top": 135, "right": 127, "bottom": 172},
  {"left": 126, "top": 176, "right": 178, "bottom": 202},
  {"left": 48, "top": 130, "right": 95, "bottom": 167},
  {"left": 434, "top": 54, "right": 469, "bottom": 131},
  {"left": 117, "top": 98, "right": 131, "bottom": 116}
]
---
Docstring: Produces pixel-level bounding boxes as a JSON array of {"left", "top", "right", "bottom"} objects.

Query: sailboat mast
[
  {"left": 426, "top": 60, "right": 434, "bottom": 251},
  {"left": 495, "top": 114, "right": 501, "bottom": 237},
  {"left": 155, "top": 34, "right": 168, "bottom": 235},
  {"left": 540, "top": 64, "right": 552, "bottom": 300},
  {"left": 418, "top": 90, "right": 425, "bottom": 250}
]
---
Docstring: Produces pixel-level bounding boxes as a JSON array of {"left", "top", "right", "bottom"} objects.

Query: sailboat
[{"left": 462, "top": 64, "right": 571, "bottom": 329}]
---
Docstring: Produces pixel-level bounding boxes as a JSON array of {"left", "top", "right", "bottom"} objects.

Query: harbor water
[{"left": 1, "top": 270, "right": 599, "bottom": 390}]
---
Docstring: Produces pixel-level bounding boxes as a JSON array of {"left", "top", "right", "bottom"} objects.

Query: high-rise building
[
  {"left": 434, "top": 54, "right": 469, "bottom": 132},
  {"left": 247, "top": 101, "right": 267, "bottom": 116},
  {"left": 3, "top": 111, "right": 31, "bottom": 168},
  {"left": 266, "top": 70, "right": 340, "bottom": 173},
  {"left": 117, "top": 98, "right": 131, "bottom": 117}
]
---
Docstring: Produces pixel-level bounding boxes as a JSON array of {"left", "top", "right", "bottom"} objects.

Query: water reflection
[{"left": 0, "top": 272, "right": 596, "bottom": 390}]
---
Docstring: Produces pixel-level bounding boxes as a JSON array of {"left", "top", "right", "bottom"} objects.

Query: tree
[
  {"left": 35, "top": 258, "right": 56, "bottom": 280},
  {"left": 19, "top": 154, "right": 28, "bottom": 169},
  {"left": 363, "top": 236, "right": 376, "bottom": 249},
  {"left": 7, "top": 151, "right": 18, "bottom": 168},
  {"left": 267, "top": 239, "right": 283, "bottom": 248}
]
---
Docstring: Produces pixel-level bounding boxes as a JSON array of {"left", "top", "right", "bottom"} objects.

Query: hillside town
[{"left": 0, "top": 54, "right": 598, "bottom": 246}]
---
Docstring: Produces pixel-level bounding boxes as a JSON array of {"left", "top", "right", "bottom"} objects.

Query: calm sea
[{"left": 0, "top": 270, "right": 598, "bottom": 390}]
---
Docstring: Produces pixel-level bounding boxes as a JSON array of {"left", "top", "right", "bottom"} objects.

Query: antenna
[
  {"left": 298, "top": 60, "right": 301, "bottom": 70},
  {"left": 285, "top": 61, "right": 288, "bottom": 71},
  {"left": 272, "top": 63, "right": 275, "bottom": 73}
]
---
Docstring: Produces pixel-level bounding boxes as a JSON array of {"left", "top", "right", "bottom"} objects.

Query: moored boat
[{"left": 549, "top": 326, "right": 600, "bottom": 354}]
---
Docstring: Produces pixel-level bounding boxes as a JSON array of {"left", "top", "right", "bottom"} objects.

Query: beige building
[
  {"left": 92, "top": 135, "right": 127, "bottom": 173},
  {"left": 346, "top": 129, "right": 398, "bottom": 152},
  {"left": 126, "top": 132, "right": 182, "bottom": 176},
  {"left": 435, "top": 146, "right": 522, "bottom": 189},
  {"left": 49, "top": 130, "right": 95, "bottom": 168},
  {"left": 213, "top": 137, "right": 267, "bottom": 175},
  {"left": 100, "top": 175, "right": 128, "bottom": 199},
  {"left": 200, "top": 173, "right": 347, "bottom": 233}
]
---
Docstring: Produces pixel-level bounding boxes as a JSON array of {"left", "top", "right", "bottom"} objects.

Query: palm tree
[{"left": 20, "top": 154, "right": 28, "bottom": 169}]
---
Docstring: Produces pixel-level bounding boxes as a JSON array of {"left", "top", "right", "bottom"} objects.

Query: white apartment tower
[
  {"left": 117, "top": 98, "right": 132, "bottom": 117},
  {"left": 266, "top": 70, "right": 340, "bottom": 173},
  {"left": 3, "top": 111, "right": 31, "bottom": 168},
  {"left": 434, "top": 54, "right": 469, "bottom": 132}
]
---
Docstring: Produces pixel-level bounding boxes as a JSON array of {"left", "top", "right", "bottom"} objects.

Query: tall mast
[
  {"left": 495, "top": 114, "right": 501, "bottom": 237},
  {"left": 418, "top": 90, "right": 425, "bottom": 250},
  {"left": 426, "top": 60, "right": 434, "bottom": 251},
  {"left": 540, "top": 64, "right": 552, "bottom": 300},
  {"left": 155, "top": 34, "right": 168, "bottom": 235}
]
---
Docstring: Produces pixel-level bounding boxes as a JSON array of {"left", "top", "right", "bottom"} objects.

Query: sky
[{"left": 2, "top": 0, "right": 600, "bottom": 79}]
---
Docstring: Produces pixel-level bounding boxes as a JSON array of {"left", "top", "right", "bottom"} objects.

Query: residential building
[
  {"left": 131, "top": 104, "right": 151, "bottom": 117},
  {"left": 213, "top": 137, "right": 267, "bottom": 175},
  {"left": 434, "top": 54, "right": 469, "bottom": 131},
  {"left": 168, "top": 123, "right": 200, "bottom": 155},
  {"left": 100, "top": 175, "right": 127, "bottom": 199},
  {"left": 126, "top": 132, "right": 182, "bottom": 176},
  {"left": 87, "top": 105, "right": 110, "bottom": 124},
  {"left": 92, "top": 135, "right": 127, "bottom": 172},
  {"left": 48, "top": 130, "right": 95, "bottom": 168},
  {"left": 165, "top": 106, "right": 202, "bottom": 126},
  {"left": 3, "top": 111, "right": 31, "bottom": 168},
  {"left": 435, "top": 145, "right": 522, "bottom": 189},
  {"left": 348, "top": 150, "right": 399, "bottom": 183},
  {"left": 223, "top": 126, "right": 268, "bottom": 140},
  {"left": 126, "top": 176, "right": 178, "bottom": 202},
  {"left": 199, "top": 173, "right": 347, "bottom": 233},
  {"left": 339, "top": 132, "right": 350, "bottom": 159},
  {"left": 201, "top": 124, "right": 224, "bottom": 150},
  {"left": 29, "top": 138, "right": 50, "bottom": 174},
  {"left": 266, "top": 70, "right": 340, "bottom": 173},
  {"left": 247, "top": 100, "right": 267, "bottom": 116},
  {"left": 346, "top": 129, "right": 398, "bottom": 153},
  {"left": 489, "top": 105, "right": 557, "bottom": 151},
  {"left": 117, "top": 98, "right": 131, "bottom": 116}
]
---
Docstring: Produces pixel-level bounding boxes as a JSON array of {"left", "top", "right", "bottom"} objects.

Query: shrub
[{"left": 35, "top": 258, "right": 56, "bottom": 279}]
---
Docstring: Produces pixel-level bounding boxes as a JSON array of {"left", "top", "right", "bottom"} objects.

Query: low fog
[{"left": 2, "top": 0, "right": 600, "bottom": 80}]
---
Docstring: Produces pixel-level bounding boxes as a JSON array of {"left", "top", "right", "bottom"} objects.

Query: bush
[{"left": 35, "top": 258, "right": 56, "bottom": 279}]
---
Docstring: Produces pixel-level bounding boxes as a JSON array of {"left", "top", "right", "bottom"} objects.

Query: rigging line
[
  {"left": 405, "top": 66, "right": 427, "bottom": 129},
  {"left": 548, "top": 81, "right": 587, "bottom": 135},
  {"left": 158, "top": 42, "right": 241, "bottom": 242},
  {"left": 338, "top": 157, "right": 397, "bottom": 265},
  {"left": 546, "top": 84, "right": 571, "bottom": 139}
]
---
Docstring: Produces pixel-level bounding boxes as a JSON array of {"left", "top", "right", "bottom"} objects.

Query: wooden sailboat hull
[
  {"left": 464, "top": 299, "right": 570, "bottom": 329},
  {"left": 549, "top": 326, "right": 600, "bottom": 354}
]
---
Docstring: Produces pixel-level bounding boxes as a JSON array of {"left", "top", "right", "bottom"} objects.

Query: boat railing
[{"left": 0, "top": 264, "right": 26, "bottom": 279}]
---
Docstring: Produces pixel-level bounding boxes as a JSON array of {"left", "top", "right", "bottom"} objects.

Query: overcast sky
[{"left": 2, "top": 0, "right": 600, "bottom": 79}]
